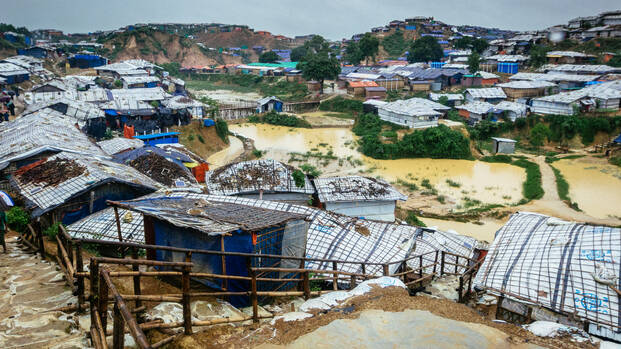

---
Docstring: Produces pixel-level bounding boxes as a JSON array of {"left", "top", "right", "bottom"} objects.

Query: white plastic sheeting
[
  {"left": 474, "top": 212, "right": 621, "bottom": 333},
  {"left": 97, "top": 137, "right": 144, "bottom": 156},
  {"left": 313, "top": 176, "right": 406, "bottom": 203},
  {"left": 406, "top": 227, "right": 480, "bottom": 274}
]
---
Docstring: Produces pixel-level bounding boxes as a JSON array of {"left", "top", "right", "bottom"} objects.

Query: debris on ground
[
  {"left": 523, "top": 321, "right": 595, "bottom": 344},
  {"left": 424, "top": 275, "right": 460, "bottom": 301},
  {"left": 210, "top": 160, "right": 297, "bottom": 191},
  {"left": 16, "top": 158, "right": 86, "bottom": 186},
  {"left": 129, "top": 153, "right": 193, "bottom": 186}
]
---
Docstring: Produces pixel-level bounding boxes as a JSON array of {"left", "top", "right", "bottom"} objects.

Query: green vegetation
[
  {"left": 529, "top": 123, "right": 551, "bottom": 146},
  {"left": 353, "top": 113, "right": 471, "bottom": 160},
  {"left": 467, "top": 52, "right": 480, "bottom": 73},
  {"left": 215, "top": 119, "right": 229, "bottom": 144},
  {"left": 453, "top": 36, "right": 489, "bottom": 54},
  {"left": 529, "top": 45, "right": 550, "bottom": 68},
  {"left": 480, "top": 156, "right": 543, "bottom": 202},
  {"left": 545, "top": 115, "right": 621, "bottom": 146},
  {"left": 249, "top": 111, "right": 311, "bottom": 128},
  {"left": 290, "top": 46, "right": 308, "bottom": 62},
  {"left": 610, "top": 155, "right": 621, "bottom": 168},
  {"left": 396, "top": 179, "right": 419, "bottom": 191},
  {"left": 160, "top": 62, "right": 181, "bottom": 75},
  {"left": 300, "top": 164, "right": 321, "bottom": 177},
  {"left": 405, "top": 212, "right": 427, "bottom": 227},
  {"left": 184, "top": 74, "right": 308, "bottom": 101},
  {"left": 408, "top": 36, "right": 443, "bottom": 63},
  {"left": 113, "top": 80, "right": 123, "bottom": 88},
  {"left": 43, "top": 222, "right": 64, "bottom": 239},
  {"left": 292, "top": 170, "right": 306, "bottom": 188},
  {"left": 382, "top": 31, "right": 409, "bottom": 57},
  {"left": 296, "top": 35, "right": 341, "bottom": 94},
  {"left": 197, "top": 134, "right": 205, "bottom": 143},
  {"left": 550, "top": 165, "right": 580, "bottom": 211},
  {"left": 259, "top": 50, "right": 280, "bottom": 63},
  {"left": 545, "top": 154, "right": 584, "bottom": 163},
  {"left": 6, "top": 207, "right": 29, "bottom": 233},
  {"left": 359, "top": 33, "right": 380, "bottom": 64},
  {"left": 513, "top": 159, "right": 544, "bottom": 202},
  {"left": 446, "top": 179, "right": 461, "bottom": 188},
  {"left": 318, "top": 96, "right": 363, "bottom": 114},
  {"left": 252, "top": 149, "right": 263, "bottom": 158}
]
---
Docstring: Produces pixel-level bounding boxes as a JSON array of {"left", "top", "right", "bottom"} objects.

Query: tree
[
  {"left": 453, "top": 37, "right": 489, "bottom": 54},
  {"left": 290, "top": 46, "right": 308, "bottom": 62},
  {"left": 259, "top": 51, "right": 279, "bottom": 63},
  {"left": 304, "top": 35, "right": 329, "bottom": 54},
  {"left": 344, "top": 42, "right": 363, "bottom": 65},
  {"left": 407, "top": 36, "right": 443, "bottom": 63},
  {"left": 382, "top": 31, "right": 409, "bottom": 57},
  {"left": 297, "top": 51, "right": 341, "bottom": 94},
  {"left": 530, "top": 123, "right": 551, "bottom": 146},
  {"left": 467, "top": 52, "right": 480, "bottom": 74},
  {"left": 529, "top": 45, "right": 550, "bottom": 68},
  {"left": 608, "top": 53, "right": 621, "bottom": 68},
  {"left": 359, "top": 33, "right": 379, "bottom": 65}
]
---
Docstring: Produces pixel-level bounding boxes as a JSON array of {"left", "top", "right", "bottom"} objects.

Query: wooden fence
[{"left": 17, "top": 224, "right": 480, "bottom": 349}]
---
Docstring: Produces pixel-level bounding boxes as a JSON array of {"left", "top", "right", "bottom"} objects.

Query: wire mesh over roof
[
  {"left": 406, "top": 227, "right": 480, "bottom": 275},
  {"left": 12, "top": 152, "right": 160, "bottom": 217},
  {"left": 67, "top": 190, "right": 202, "bottom": 243},
  {"left": 23, "top": 98, "right": 105, "bottom": 122},
  {"left": 0, "top": 109, "right": 105, "bottom": 169},
  {"left": 97, "top": 137, "right": 144, "bottom": 156},
  {"left": 161, "top": 95, "right": 206, "bottom": 110},
  {"left": 474, "top": 212, "right": 621, "bottom": 332},
  {"left": 466, "top": 88, "right": 507, "bottom": 99},
  {"left": 313, "top": 176, "right": 406, "bottom": 203},
  {"left": 121, "top": 76, "right": 161, "bottom": 85},
  {"left": 112, "top": 196, "right": 309, "bottom": 234},
  {"left": 109, "top": 87, "right": 170, "bottom": 101},
  {"left": 24, "top": 88, "right": 111, "bottom": 105},
  {"left": 205, "top": 159, "right": 315, "bottom": 196}
]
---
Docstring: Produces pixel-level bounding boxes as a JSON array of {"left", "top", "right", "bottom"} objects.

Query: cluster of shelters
[
  {"left": 21, "top": 60, "right": 211, "bottom": 137},
  {"left": 0, "top": 55, "right": 54, "bottom": 84},
  {"left": 377, "top": 98, "right": 450, "bottom": 128}
]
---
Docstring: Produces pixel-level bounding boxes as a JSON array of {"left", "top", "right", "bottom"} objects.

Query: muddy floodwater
[
  {"left": 553, "top": 158, "right": 621, "bottom": 220},
  {"left": 420, "top": 218, "right": 504, "bottom": 243},
  {"left": 230, "top": 124, "right": 525, "bottom": 207},
  {"left": 207, "top": 135, "right": 244, "bottom": 168}
]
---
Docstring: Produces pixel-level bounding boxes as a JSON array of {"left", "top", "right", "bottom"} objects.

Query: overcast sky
[{"left": 2, "top": 1, "right": 619, "bottom": 40}]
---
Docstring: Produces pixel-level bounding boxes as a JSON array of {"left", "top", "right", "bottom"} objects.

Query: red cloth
[{"left": 123, "top": 125, "right": 135, "bottom": 139}]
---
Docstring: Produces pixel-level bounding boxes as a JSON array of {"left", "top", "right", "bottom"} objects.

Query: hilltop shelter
[
  {"left": 493, "top": 101, "right": 528, "bottom": 121},
  {"left": 205, "top": 160, "right": 315, "bottom": 205},
  {"left": 134, "top": 132, "right": 180, "bottom": 146},
  {"left": 256, "top": 96, "right": 283, "bottom": 113},
  {"left": 313, "top": 176, "right": 407, "bottom": 222},
  {"left": 491, "top": 137, "right": 517, "bottom": 154},
  {"left": 0, "top": 63, "right": 30, "bottom": 84},
  {"left": 11, "top": 152, "right": 158, "bottom": 225},
  {"left": 429, "top": 93, "right": 464, "bottom": 107},
  {"left": 347, "top": 80, "right": 379, "bottom": 96},
  {"left": 456, "top": 101, "right": 497, "bottom": 125},
  {"left": 497, "top": 80, "right": 557, "bottom": 99},
  {"left": 110, "top": 196, "right": 310, "bottom": 305},
  {"left": 474, "top": 212, "right": 621, "bottom": 341},
  {"left": 67, "top": 54, "right": 108, "bottom": 69}
]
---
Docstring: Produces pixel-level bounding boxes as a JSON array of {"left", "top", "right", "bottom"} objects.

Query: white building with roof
[
  {"left": 378, "top": 98, "right": 449, "bottom": 128},
  {"left": 465, "top": 87, "right": 507, "bottom": 103},
  {"left": 530, "top": 80, "right": 621, "bottom": 115},
  {"left": 456, "top": 101, "right": 496, "bottom": 124},
  {"left": 493, "top": 101, "right": 528, "bottom": 121},
  {"left": 313, "top": 176, "right": 407, "bottom": 222}
]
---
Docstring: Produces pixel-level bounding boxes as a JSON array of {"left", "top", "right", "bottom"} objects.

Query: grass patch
[
  {"left": 512, "top": 158, "right": 544, "bottom": 201},
  {"left": 445, "top": 179, "right": 461, "bottom": 188},
  {"left": 405, "top": 212, "right": 426, "bottom": 227},
  {"left": 480, "top": 155, "right": 512, "bottom": 163},
  {"left": 550, "top": 165, "right": 581, "bottom": 211},
  {"left": 249, "top": 111, "right": 311, "bottom": 128},
  {"left": 397, "top": 179, "right": 418, "bottom": 191},
  {"left": 610, "top": 156, "right": 621, "bottom": 168}
]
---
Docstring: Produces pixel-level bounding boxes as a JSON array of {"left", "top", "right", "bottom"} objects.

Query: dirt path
[
  {"left": 512, "top": 155, "right": 621, "bottom": 227},
  {"left": 0, "top": 235, "right": 89, "bottom": 348}
]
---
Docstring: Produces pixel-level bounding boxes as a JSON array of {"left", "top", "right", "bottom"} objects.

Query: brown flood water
[
  {"left": 230, "top": 124, "right": 526, "bottom": 207},
  {"left": 553, "top": 158, "right": 621, "bottom": 220}
]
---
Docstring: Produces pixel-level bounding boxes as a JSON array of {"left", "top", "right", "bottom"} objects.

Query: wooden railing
[{"left": 44, "top": 225, "right": 481, "bottom": 349}]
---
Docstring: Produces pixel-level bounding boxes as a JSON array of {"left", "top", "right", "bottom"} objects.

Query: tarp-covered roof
[
  {"left": 379, "top": 97, "right": 449, "bottom": 117},
  {"left": 12, "top": 152, "right": 159, "bottom": 217},
  {"left": 205, "top": 159, "right": 315, "bottom": 196},
  {"left": 0, "top": 109, "right": 105, "bottom": 169},
  {"left": 474, "top": 212, "right": 621, "bottom": 333},
  {"left": 97, "top": 137, "right": 144, "bottom": 156},
  {"left": 22, "top": 97, "right": 105, "bottom": 122},
  {"left": 112, "top": 196, "right": 309, "bottom": 234},
  {"left": 313, "top": 176, "right": 407, "bottom": 203},
  {"left": 466, "top": 87, "right": 507, "bottom": 99}
]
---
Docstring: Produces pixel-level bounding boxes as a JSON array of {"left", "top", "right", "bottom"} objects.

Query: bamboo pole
[
  {"left": 131, "top": 248, "right": 142, "bottom": 316},
  {"left": 332, "top": 261, "right": 338, "bottom": 291},
  {"left": 182, "top": 252, "right": 192, "bottom": 335},
  {"left": 93, "top": 308, "right": 108, "bottom": 349},
  {"left": 113, "top": 207, "right": 123, "bottom": 243},
  {"left": 151, "top": 334, "right": 177, "bottom": 349},
  {"left": 94, "top": 257, "right": 192, "bottom": 268},
  {"left": 55, "top": 234, "right": 75, "bottom": 277},
  {"left": 112, "top": 303, "right": 124, "bottom": 349},
  {"left": 75, "top": 241, "right": 85, "bottom": 311}
]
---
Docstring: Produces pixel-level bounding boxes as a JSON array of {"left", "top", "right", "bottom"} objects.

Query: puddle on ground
[
  {"left": 207, "top": 135, "right": 244, "bottom": 169},
  {"left": 420, "top": 218, "right": 505, "bottom": 243}
]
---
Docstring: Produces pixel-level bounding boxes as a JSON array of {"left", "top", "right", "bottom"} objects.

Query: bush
[
  {"left": 43, "top": 222, "right": 63, "bottom": 239},
  {"left": 300, "top": 164, "right": 321, "bottom": 177},
  {"left": 113, "top": 79, "right": 122, "bottom": 88},
  {"left": 354, "top": 114, "right": 471, "bottom": 160},
  {"left": 480, "top": 155, "right": 513, "bottom": 163},
  {"left": 197, "top": 134, "right": 205, "bottom": 143},
  {"left": 529, "top": 123, "right": 551, "bottom": 146},
  {"left": 319, "top": 96, "right": 363, "bottom": 114},
  {"left": 512, "top": 159, "right": 544, "bottom": 201},
  {"left": 405, "top": 212, "right": 426, "bottom": 227},
  {"left": 252, "top": 149, "right": 263, "bottom": 158},
  {"left": 6, "top": 207, "right": 29, "bottom": 233},
  {"left": 292, "top": 170, "right": 306, "bottom": 188},
  {"left": 215, "top": 119, "right": 229, "bottom": 143}
]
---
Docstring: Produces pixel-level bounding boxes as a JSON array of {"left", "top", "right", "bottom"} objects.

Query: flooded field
[
  {"left": 230, "top": 124, "right": 525, "bottom": 207},
  {"left": 420, "top": 217, "right": 504, "bottom": 243},
  {"left": 553, "top": 157, "right": 621, "bottom": 220},
  {"left": 192, "top": 89, "right": 260, "bottom": 106}
]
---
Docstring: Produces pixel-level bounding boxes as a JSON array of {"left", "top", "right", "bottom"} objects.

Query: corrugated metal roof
[
  {"left": 346, "top": 72, "right": 383, "bottom": 80},
  {"left": 379, "top": 98, "right": 449, "bottom": 117},
  {"left": 493, "top": 101, "right": 528, "bottom": 115},
  {"left": 0, "top": 109, "right": 106, "bottom": 169},
  {"left": 484, "top": 54, "right": 529, "bottom": 62},
  {"left": 22, "top": 98, "right": 105, "bottom": 122},
  {"left": 121, "top": 76, "right": 161, "bottom": 85},
  {"left": 456, "top": 101, "right": 495, "bottom": 114},
  {"left": 429, "top": 93, "right": 464, "bottom": 101},
  {"left": 110, "top": 87, "right": 170, "bottom": 101},
  {"left": 349, "top": 80, "right": 379, "bottom": 88},
  {"left": 541, "top": 64, "right": 621, "bottom": 74},
  {"left": 97, "top": 137, "right": 144, "bottom": 156},
  {"left": 534, "top": 80, "right": 621, "bottom": 104},
  {"left": 12, "top": 152, "right": 160, "bottom": 216},
  {"left": 313, "top": 176, "right": 406, "bottom": 203},
  {"left": 466, "top": 87, "right": 507, "bottom": 99},
  {"left": 510, "top": 72, "right": 600, "bottom": 83},
  {"left": 497, "top": 80, "right": 556, "bottom": 89},
  {"left": 205, "top": 159, "right": 315, "bottom": 196}
]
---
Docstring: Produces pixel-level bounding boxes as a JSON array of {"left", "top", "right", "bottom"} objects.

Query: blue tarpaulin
[
  {"left": 497, "top": 62, "right": 519, "bottom": 74},
  {"left": 614, "top": 133, "right": 621, "bottom": 144},
  {"left": 203, "top": 119, "right": 215, "bottom": 127},
  {"left": 134, "top": 132, "right": 180, "bottom": 146}
]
